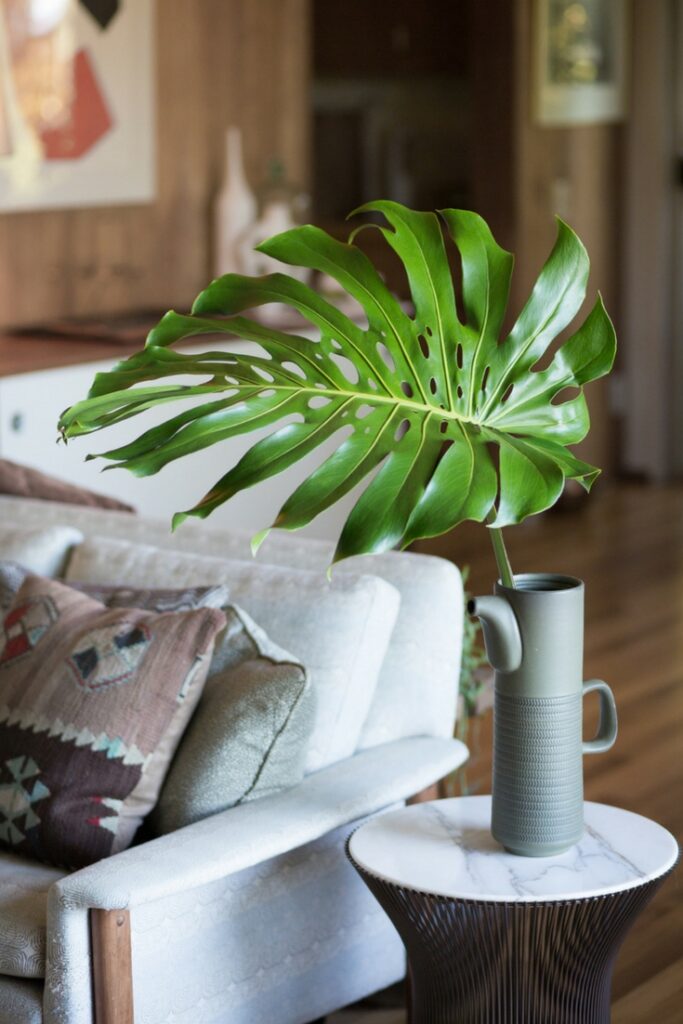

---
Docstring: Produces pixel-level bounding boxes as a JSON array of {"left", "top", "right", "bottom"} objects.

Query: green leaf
[
  {"left": 272, "top": 405, "right": 403, "bottom": 533},
  {"left": 58, "top": 203, "right": 616, "bottom": 561},
  {"left": 486, "top": 294, "right": 616, "bottom": 443},
  {"left": 333, "top": 417, "right": 443, "bottom": 561},
  {"left": 493, "top": 434, "right": 566, "bottom": 526},
  {"left": 439, "top": 209, "right": 513, "bottom": 415},
  {"left": 403, "top": 426, "right": 497, "bottom": 545}
]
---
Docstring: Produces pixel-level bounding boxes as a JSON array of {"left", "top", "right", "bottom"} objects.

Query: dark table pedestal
[{"left": 352, "top": 857, "right": 669, "bottom": 1023}]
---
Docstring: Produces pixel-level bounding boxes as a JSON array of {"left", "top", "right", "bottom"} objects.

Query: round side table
[{"left": 347, "top": 796, "right": 678, "bottom": 1024}]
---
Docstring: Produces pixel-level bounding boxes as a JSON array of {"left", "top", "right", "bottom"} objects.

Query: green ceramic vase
[{"left": 469, "top": 573, "right": 618, "bottom": 857}]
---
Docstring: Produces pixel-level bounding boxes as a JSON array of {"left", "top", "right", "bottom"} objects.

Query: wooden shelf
[{"left": 0, "top": 332, "right": 146, "bottom": 378}]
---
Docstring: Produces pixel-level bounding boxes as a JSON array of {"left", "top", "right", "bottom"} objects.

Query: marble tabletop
[{"left": 348, "top": 796, "right": 679, "bottom": 903}]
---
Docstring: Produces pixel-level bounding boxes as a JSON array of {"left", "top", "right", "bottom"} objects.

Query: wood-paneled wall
[
  {"left": 0, "top": 0, "right": 311, "bottom": 328},
  {"left": 0, "top": 0, "right": 620, "bottom": 476},
  {"left": 469, "top": 0, "right": 621, "bottom": 476},
  {"left": 511, "top": 0, "right": 621, "bottom": 474},
  {"left": 621, "top": 0, "right": 676, "bottom": 480}
]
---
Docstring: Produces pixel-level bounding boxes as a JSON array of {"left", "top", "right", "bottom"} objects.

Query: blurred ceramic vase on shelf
[
  {"left": 213, "top": 125, "right": 257, "bottom": 277},
  {"left": 239, "top": 158, "right": 311, "bottom": 323}
]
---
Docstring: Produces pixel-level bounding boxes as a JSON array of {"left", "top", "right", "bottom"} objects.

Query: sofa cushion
[
  {"left": 153, "top": 604, "right": 312, "bottom": 835},
  {"left": 0, "top": 456, "right": 134, "bottom": 513},
  {"left": 0, "top": 561, "right": 230, "bottom": 616},
  {"left": 189, "top": 537, "right": 463, "bottom": 751},
  {"left": 0, "top": 496, "right": 463, "bottom": 750},
  {"left": 66, "top": 537, "right": 401, "bottom": 773},
  {"left": 200, "top": 534, "right": 464, "bottom": 751},
  {"left": 0, "top": 850, "right": 64, "bottom": 979},
  {"left": 0, "top": 575, "right": 226, "bottom": 868},
  {"left": 1, "top": 563, "right": 312, "bottom": 834},
  {"left": 0, "top": 976, "right": 43, "bottom": 1022},
  {"left": 0, "top": 524, "right": 82, "bottom": 577}
]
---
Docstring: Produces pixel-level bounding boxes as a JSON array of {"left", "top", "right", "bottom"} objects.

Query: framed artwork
[
  {"left": 534, "top": 0, "right": 628, "bottom": 126},
  {"left": 0, "top": 0, "right": 155, "bottom": 211}
]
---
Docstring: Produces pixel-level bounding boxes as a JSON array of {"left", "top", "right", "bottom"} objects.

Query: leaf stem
[{"left": 486, "top": 512, "right": 515, "bottom": 588}]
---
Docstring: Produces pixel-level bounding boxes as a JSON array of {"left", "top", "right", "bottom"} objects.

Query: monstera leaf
[{"left": 59, "top": 201, "right": 616, "bottom": 565}]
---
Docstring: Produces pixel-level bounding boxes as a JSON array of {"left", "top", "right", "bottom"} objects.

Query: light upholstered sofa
[{"left": 0, "top": 496, "right": 467, "bottom": 1024}]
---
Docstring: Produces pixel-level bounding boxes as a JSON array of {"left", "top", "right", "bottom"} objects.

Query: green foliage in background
[
  {"left": 59, "top": 201, "right": 616, "bottom": 568},
  {"left": 457, "top": 568, "right": 491, "bottom": 737}
]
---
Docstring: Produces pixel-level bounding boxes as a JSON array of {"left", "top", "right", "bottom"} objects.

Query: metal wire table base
[{"left": 349, "top": 855, "right": 669, "bottom": 1024}]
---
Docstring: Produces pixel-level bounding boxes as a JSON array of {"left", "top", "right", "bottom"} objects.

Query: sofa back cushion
[
  {"left": 66, "top": 537, "right": 400, "bottom": 773},
  {"left": 0, "top": 497, "right": 463, "bottom": 748},
  {"left": 238, "top": 537, "right": 463, "bottom": 750},
  {"left": 0, "top": 561, "right": 230, "bottom": 616},
  {"left": 0, "top": 575, "right": 225, "bottom": 867},
  {"left": 0, "top": 524, "right": 82, "bottom": 577}
]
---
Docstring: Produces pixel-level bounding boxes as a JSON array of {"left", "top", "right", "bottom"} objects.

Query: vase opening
[{"left": 508, "top": 573, "right": 581, "bottom": 593}]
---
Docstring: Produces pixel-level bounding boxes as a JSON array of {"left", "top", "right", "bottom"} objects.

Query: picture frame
[
  {"left": 0, "top": 0, "right": 155, "bottom": 212},
  {"left": 534, "top": 0, "right": 628, "bottom": 126}
]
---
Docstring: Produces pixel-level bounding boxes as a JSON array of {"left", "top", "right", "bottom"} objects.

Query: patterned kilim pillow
[{"left": 0, "top": 574, "right": 226, "bottom": 868}]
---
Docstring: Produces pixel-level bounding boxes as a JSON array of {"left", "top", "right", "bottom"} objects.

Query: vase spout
[{"left": 468, "top": 595, "right": 522, "bottom": 674}]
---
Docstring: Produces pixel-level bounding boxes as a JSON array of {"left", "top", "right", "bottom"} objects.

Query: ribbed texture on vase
[
  {"left": 349, "top": 859, "right": 668, "bottom": 1024},
  {"left": 493, "top": 691, "right": 583, "bottom": 854}
]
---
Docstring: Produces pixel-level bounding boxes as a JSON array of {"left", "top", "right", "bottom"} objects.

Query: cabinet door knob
[{"left": 10, "top": 412, "right": 24, "bottom": 433}]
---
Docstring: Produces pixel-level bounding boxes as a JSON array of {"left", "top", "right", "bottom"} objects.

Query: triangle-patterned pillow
[{"left": 0, "top": 574, "right": 225, "bottom": 868}]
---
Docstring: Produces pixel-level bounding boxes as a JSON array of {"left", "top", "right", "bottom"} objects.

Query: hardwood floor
[{"left": 341, "top": 483, "right": 683, "bottom": 1023}]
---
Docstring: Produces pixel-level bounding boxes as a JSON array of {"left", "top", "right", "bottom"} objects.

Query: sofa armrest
[{"left": 54, "top": 736, "right": 467, "bottom": 912}]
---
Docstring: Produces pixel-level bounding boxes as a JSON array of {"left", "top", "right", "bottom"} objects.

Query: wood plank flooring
[{"left": 337, "top": 483, "right": 682, "bottom": 1024}]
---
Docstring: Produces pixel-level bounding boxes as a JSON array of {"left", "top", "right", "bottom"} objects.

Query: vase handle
[{"left": 582, "top": 679, "right": 618, "bottom": 754}]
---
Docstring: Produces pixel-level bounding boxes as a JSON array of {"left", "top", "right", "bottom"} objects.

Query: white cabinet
[{"left": 0, "top": 343, "right": 363, "bottom": 542}]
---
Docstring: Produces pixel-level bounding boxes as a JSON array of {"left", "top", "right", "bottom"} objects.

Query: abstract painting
[{"left": 0, "top": 0, "right": 154, "bottom": 211}]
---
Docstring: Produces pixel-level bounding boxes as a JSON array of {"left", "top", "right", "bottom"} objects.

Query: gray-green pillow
[{"left": 152, "top": 604, "right": 313, "bottom": 835}]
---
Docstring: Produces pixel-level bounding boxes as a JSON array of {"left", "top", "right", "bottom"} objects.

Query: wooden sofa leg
[{"left": 90, "top": 909, "right": 134, "bottom": 1024}]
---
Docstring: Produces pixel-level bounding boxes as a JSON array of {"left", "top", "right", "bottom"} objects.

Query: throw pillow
[
  {"left": 0, "top": 563, "right": 313, "bottom": 835},
  {"left": 153, "top": 604, "right": 313, "bottom": 835},
  {"left": 66, "top": 537, "right": 401, "bottom": 773},
  {"left": 0, "top": 575, "right": 225, "bottom": 868},
  {"left": 0, "top": 524, "right": 82, "bottom": 577},
  {"left": 0, "top": 458, "right": 134, "bottom": 512}
]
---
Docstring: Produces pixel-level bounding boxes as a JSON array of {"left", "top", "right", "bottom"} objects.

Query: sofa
[{"left": 0, "top": 495, "right": 467, "bottom": 1024}]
